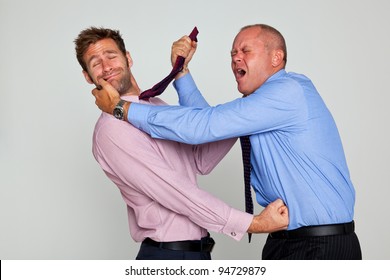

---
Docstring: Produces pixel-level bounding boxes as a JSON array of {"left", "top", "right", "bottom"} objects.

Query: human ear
[
  {"left": 272, "top": 50, "right": 284, "bottom": 67},
  {"left": 82, "top": 70, "right": 94, "bottom": 84},
  {"left": 126, "top": 51, "right": 133, "bottom": 68}
]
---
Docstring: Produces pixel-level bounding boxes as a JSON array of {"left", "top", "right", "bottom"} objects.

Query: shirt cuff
[
  {"left": 173, "top": 73, "right": 197, "bottom": 98},
  {"left": 127, "top": 102, "right": 153, "bottom": 135},
  {"left": 222, "top": 208, "right": 253, "bottom": 241}
]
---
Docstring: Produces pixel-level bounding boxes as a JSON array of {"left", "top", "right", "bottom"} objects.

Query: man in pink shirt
[{"left": 74, "top": 27, "right": 288, "bottom": 260}]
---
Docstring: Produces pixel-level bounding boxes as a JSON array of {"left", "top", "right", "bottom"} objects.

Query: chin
[{"left": 238, "top": 87, "right": 249, "bottom": 96}]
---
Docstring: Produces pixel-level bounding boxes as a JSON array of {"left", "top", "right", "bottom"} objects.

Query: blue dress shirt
[{"left": 128, "top": 70, "right": 355, "bottom": 230}]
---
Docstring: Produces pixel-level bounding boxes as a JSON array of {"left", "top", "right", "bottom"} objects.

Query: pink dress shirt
[{"left": 92, "top": 95, "right": 252, "bottom": 242}]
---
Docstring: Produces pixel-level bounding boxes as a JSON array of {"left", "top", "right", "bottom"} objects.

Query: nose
[
  {"left": 102, "top": 59, "right": 113, "bottom": 74},
  {"left": 231, "top": 52, "right": 242, "bottom": 63}
]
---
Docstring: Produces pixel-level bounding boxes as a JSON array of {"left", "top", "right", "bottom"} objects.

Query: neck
[{"left": 121, "top": 74, "right": 141, "bottom": 96}]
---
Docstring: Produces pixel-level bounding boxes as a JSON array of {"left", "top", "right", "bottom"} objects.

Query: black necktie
[
  {"left": 240, "top": 135, "right": 254, "bottom": 242},
  {"left": 139, "top": 27, "right": 199, "bottom": 100}
]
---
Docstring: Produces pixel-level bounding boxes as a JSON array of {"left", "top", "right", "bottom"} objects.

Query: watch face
[
  {"left": 113, "top": 99, "right": 125, "bottom": 120},
  {"left": 113, "top": 108, "right": 124, "bottom": 120}
]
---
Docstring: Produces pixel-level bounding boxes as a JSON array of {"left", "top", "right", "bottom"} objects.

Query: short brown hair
[{"left": 74, "top": 27, "right": 127, "bottom": 72}]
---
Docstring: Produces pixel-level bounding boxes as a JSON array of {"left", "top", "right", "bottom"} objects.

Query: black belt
[
  {"left": 269, "top": 221, "right": 355, "bottom": 239},
  {"left": 142, "top": 235, "right": 215, "bottom": 252}
]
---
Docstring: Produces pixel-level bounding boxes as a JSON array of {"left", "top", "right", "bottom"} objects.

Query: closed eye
[{"left": 92, "top": 61, "right": 101, "bottom": 67}]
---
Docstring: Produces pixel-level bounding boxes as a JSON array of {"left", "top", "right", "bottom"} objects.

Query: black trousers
[
  {"left": 136, "top": 242, "right": 212, "bottom": 260},
  {"left": 262, "top": 232, "right": 362, "bottom": 260}
]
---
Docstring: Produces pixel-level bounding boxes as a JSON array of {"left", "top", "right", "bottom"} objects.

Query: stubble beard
[{"left": 113, "top": 70, "right": 133, "bottom": 96}]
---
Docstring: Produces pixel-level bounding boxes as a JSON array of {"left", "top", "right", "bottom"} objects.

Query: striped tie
[{"left": 240, "top": 135, "right": 254, "bottom": 242}]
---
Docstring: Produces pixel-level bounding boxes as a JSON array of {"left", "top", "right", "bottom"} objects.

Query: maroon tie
[
  {"left": 139, "top": 27, "right": 199, "bottom": 100},
  {"left": 240, "top": 135, "right": 254, "bottom": 242}
]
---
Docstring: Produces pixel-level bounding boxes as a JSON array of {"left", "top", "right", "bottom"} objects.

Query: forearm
[
  {"left": 193, "top": 138, "right": 237, "bottom": 175},
  {"left": 175, "top": 72, "right": 209, "bottom": 108}
]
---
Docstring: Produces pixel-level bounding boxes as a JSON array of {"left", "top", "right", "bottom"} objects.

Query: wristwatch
[{"left": 113, "top": 99, "right": 125, "bottom": 120}]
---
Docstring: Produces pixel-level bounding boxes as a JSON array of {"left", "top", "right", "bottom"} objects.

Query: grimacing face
[
  {"left": 231, "top": 27, "right": 277, "bottom": 96},
  {"left": 82, "top": 38, "right": 133, "bottom": 95}
]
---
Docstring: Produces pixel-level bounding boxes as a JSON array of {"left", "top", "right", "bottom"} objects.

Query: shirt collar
[
  {"left": 266, "top": 69, "right": 286, "bottom": 83},
  {"left": 252, "top": 69, "right": 286, "bottom": 94},
  {"left": 121, "top": 95, "right": 140, "bottom": 103}
]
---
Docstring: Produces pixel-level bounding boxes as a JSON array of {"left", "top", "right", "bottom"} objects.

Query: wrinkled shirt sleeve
[{"left": 128, "top": 72, "right": 303, "bottom": 144}]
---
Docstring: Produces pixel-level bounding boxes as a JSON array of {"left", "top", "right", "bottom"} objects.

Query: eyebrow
[{"left": 87, "top": 49, "right": 119, "bottom": 66}]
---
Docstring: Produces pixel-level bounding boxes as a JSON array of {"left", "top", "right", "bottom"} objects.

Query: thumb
[
  {"left": 272, "top": 198, "right": 285, "bottom": 208},
  {"left": 279, "top": 205, "right": 288, "bottom": 214}
]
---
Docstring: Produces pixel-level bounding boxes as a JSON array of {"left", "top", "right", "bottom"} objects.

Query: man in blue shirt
[{"left": 92, "top": 24, "right": 362, "bottom": 259}]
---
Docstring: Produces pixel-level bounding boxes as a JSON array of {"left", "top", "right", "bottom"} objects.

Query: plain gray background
[{"left": 1, "top": 0, "right": 389, "bottom": 259}]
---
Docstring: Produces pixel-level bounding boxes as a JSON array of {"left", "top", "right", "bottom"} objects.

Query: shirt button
[{"left": 231, "top": 232, "right": 236, "bottom": 236}]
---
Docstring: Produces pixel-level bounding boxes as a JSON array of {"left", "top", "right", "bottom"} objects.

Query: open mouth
[
  {"left": 238, "top": 68, "right": 246, "bottom": 76},
  {"left": 236, "top": 68, "right": 246, "bottom": 79}
]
